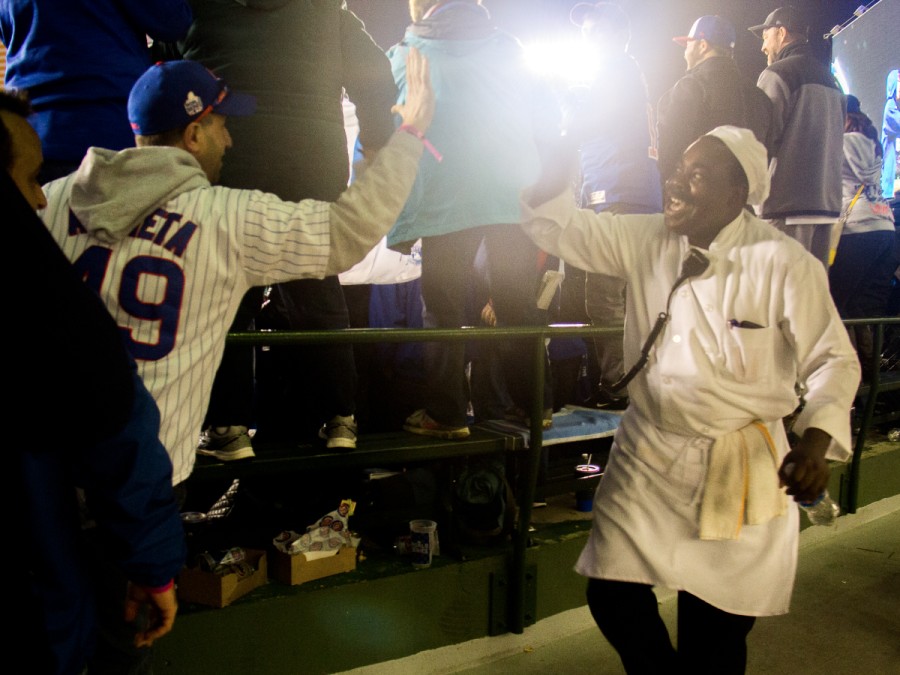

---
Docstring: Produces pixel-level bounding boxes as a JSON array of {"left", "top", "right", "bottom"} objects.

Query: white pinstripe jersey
[{"left": 39, "top": 135, "right": 422, "bottom": 485}]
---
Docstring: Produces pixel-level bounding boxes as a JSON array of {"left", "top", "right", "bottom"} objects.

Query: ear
[{"left": 181, "top": 121, "right": 203, "bottom": 153}]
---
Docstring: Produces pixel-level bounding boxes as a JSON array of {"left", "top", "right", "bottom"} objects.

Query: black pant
[
  {"left": 419, "top": 224, "right": 552, "bottom": 426},
  {"left": 204, "top": 287, "right": 265, "bottom": 427},
  {"left": 586, "top": 578, "right": 756, "bottom": 674}
]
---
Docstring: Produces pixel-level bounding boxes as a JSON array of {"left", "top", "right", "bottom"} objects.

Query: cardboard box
[
  {"left": 271, "top": 545, "right": 357, "bottom": 586},
  {"left": 177, "top": 549, "right": 267, "bottom": 608}
]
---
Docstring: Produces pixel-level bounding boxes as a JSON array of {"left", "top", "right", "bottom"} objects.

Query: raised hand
[{"left": 392, "top": 47, "right": 435, "bottom": 133}]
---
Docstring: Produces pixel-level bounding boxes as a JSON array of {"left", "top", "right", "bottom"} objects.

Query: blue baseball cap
[
  {"left": 673, "top": 15, "right": 736, "bottom": 50},
  {"left": 128, "top": 60, "right": 256, "bottom": 136}
]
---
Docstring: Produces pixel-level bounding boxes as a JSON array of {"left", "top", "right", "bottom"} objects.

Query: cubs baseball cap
[
  {"left": 128, "top": 60, "right": 256, "bottom": 136},
  {"left": 673, "top": 15, "right": 736, "bottom": 49},
  {"left": 748, "top": 6, "right": 808, "bottom": 39}
]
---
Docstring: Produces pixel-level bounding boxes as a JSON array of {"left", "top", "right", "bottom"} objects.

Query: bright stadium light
[{"left": 522, "top": 40, "right": 601, "bottom": 86}]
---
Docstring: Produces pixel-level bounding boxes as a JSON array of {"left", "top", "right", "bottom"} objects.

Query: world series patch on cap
[{"left": 128, "top": 60, "right": 256, "bottom": 136}]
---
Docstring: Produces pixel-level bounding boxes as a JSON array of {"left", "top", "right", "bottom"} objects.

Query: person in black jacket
[
  {"left": 177, "top": 0, "right": 399, "bottom": 452},
  {"left": 750, "top": 6, "right": 846, "bottom": 267},
  {"left": 657, "top": 15, "right": 773, "bottom": 183}
]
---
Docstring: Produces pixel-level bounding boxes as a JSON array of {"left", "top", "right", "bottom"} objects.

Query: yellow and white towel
[{"left": 699, "top": 422, "right": 787, "bottom": 540}]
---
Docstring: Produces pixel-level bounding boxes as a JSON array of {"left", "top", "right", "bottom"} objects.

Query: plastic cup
[
  {"left": 409, "top": 519, "right": 437, "bottom": 569},
  {"left": 575, "top": 489, "right": 594, "bottom": 512}
]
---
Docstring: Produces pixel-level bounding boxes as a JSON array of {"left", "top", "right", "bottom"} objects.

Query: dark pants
[
  {"left": 829, "top": 230, "right": 897, "bottom": 319},
  {"left": 829, "top": 230, "right": 899, "bottom": 368},
  {"left": 420, "top": 224, "right": 552, "bottom": 426},
  {"left": 204, "top": 287, "right": 265, "bottom": 427},
  {"left": 255, "top": 275, "right": 356, "bottom": 438},
  {"left": 586, "top": 578, "right": 756, "bottom": 674}
]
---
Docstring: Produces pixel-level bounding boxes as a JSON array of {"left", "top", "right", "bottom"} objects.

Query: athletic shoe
[
  {"left": 318, "top": 414, "right": 357, "bottom": 450},
  {"left": 197, "top": 425, "right": 255, "bottom": 461},
  {"left": 403, "top": 409, "right": 471, "bottom": 439},
  {"left": 594, "top": 390, "right": 629, "bottom": 410},
  {"left": 503, "top": 406, "right": 554, "bottom": 429}
]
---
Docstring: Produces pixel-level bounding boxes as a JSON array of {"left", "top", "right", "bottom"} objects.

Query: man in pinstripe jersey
[{"left": 36, "top": 55, "right": 434, "bottom": 487}]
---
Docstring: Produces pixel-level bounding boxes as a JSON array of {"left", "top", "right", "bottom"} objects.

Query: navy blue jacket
[
  {"left": 570, "top": 54, "right": 662, "bottom": 213},
  {"left": 0, "top": 0, "right": 192, "bottom": 163}
]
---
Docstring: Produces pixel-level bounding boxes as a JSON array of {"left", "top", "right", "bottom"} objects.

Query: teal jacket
[{"left": 386, "top": 4, "right": 556, "bottom": 248}]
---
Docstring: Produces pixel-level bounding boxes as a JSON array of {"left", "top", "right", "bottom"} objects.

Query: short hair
[
  {"left": 0, "top": 88, "right": 33, "bottom": 172},
  {"left": 135, "top": 127, "right": 187, "bottom": 148},
  {"left": 706, "top": 43, "right": 734, "bottom": 59},
  {"left": 134, "top": 113, "right": 214, "bottom": 148}
]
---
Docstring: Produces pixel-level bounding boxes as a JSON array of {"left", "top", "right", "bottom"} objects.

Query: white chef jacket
[{"left": 521, "top": 190, "right": 860, "bottom": 615}]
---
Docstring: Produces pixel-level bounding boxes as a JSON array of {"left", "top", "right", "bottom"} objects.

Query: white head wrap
[{"left": 703, "top": 125, "right": 770, "bottom": 205}]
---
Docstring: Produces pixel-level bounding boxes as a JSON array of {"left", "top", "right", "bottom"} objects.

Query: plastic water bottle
[
  {"left": 783, "top": 462, "right": 840, "bottom": 526},
  {"left": 799, "top": 491, "right": 840, "bottom": 526}
]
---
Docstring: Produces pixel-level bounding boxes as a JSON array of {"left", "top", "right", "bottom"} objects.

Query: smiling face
[
  {"left": 761, "top": 26, "right": 787, "bottom": 65},
  {"left": 663, "top": 136, "right": 748, "bottom": 249}
]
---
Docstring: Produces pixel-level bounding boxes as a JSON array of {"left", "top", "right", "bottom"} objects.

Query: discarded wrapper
[{"left": 272, "top": 499, "right": 358, "bottom": 557}]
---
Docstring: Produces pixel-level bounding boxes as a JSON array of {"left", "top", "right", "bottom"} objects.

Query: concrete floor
[{"left": 344, "top": 494, "right": 900, "bottom": 675}]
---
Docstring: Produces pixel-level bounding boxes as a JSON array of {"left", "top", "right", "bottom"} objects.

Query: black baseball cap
[{"left": 748, "top": 7, "right": 808, "bottom": 39}]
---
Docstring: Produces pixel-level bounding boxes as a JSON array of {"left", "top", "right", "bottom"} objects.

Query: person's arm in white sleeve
[{"left": 776, "top": 249, "right": 860, "bottom": 501}]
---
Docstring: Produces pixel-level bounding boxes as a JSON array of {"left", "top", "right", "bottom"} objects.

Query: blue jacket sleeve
[{"left": 77, "top": 370, "right": 186, "bottom": 589}]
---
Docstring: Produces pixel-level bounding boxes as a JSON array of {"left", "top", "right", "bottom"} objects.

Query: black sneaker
[{"left": 594, "top": 390, "right": 629, "bottom": 410}]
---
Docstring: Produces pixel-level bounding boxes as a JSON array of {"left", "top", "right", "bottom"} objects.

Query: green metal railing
[
  {"left": 843, "top": 317, "right": 900, "bottom": 515},
  {"left": 226, "top": 316, "right": 898, "bottom": 634},
  {"left": 227, "top": 323, "right": 610, "bottom": 633}
]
